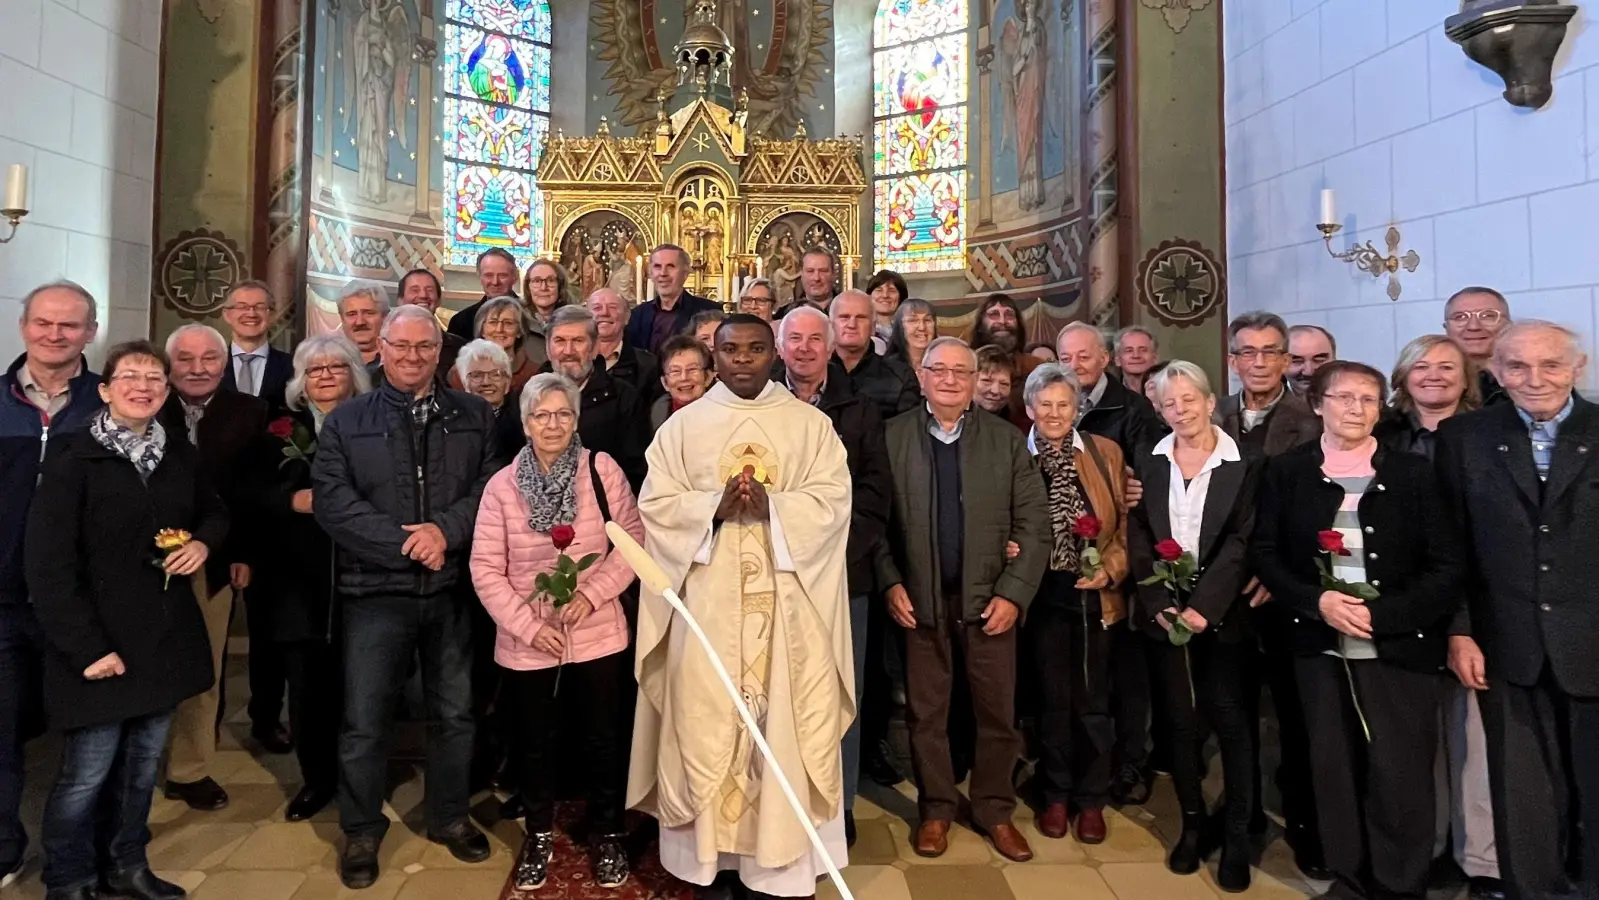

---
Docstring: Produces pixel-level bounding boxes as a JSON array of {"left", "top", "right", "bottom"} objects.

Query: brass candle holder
[{"left": 1318, "top": 222, "right": 1420, "bottom": 301}]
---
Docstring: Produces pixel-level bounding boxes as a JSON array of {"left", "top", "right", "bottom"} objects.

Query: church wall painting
[
  {"left": 558, "top": 209, "right": 648, "bottom": 301},
  {"left": 755, "top": 211, "right": 842, "bottom": 307}
]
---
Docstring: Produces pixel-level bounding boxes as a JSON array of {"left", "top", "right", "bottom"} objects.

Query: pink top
[
  {"left": 1320, "top": 434, "right": 1377, "bottom": 478},
  {"left": 470, "top": 450, "right": 645, "bottom": 670}
]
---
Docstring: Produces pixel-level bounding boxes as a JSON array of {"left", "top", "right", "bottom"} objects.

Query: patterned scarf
[
  {"left": 1035, "top": 432, "right": 1088, "bottom": 572},
  {"left": 89, "top": 408, "right": 166, "bottom": 483},
  {"left": 513, "top": 435, "right": 582, "bottom": 533}
]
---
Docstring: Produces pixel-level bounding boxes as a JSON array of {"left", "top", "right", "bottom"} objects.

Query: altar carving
[{"left": 536, "top": 0, "right": 865, "bottom": 306}]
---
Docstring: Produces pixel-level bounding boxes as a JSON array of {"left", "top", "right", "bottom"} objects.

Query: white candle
[
  {"left": 842, "top": 257, "right": 853, "bottom": 290},
  {"left": 754, "top": 256, "right": 764, "bottom": 278},
  {"left": 1319, "top": 189, "right": 1336, "bottom": 226},
  {"left": 634, "top": 256, "right": 645, "bottom": 304},
  {"left": 2, "top": 164, "right": 26, "bottom": 212}
]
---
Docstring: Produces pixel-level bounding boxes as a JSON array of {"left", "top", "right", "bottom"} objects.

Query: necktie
[{"left": 236, "top": 353, "right": 257, "bottom": 395}]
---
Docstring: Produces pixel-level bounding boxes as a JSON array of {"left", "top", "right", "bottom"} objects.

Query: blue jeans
[
  {"left": 338, "top": 593, "right": 474, "bottom": 839},
  {"left": 0, "top": 606, "right": 42, "bottom": 872},
  {"left": 841, "top": 593, "right": 868, "bottom": 812},
  {"left": 41, "top": 710, "right": 174, "bottom": 891}
]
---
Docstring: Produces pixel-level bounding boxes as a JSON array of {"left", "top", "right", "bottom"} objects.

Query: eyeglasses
[
  {"left": 110, "top": 372, "right": 168, "bottom": 387},
  {"left": 225, "top": 303, "right": 271, "bottom": 315},
  {"left": 1231, "top": 347, "right": 1286, "bottom": 361},
  {"left": 528, "top": 276, "right": 559, "bottom": 287},
  {"left": 922, "top": 365, "right": 975, "bottom": 380},
  {"left": 665, "top": 365, "right": 706, "bottom": 379},
  {"left": 1322, "top": 392, "right": 1380, "bottom": 410},
  {"left": 382, "top": 338, "right": 440, "bottom": 356},
  {"left": 466, "top": 370, "right": 509, "bottom": 385},
  {"left": 529, "top": 409, "right": 576, "bottom": 426},
  {"left": 482, "top": 318, "right": 520, "bottom": 330},
  {"left": 1448, "top": 309, "right": 1505, "bottom": 327},
  {"left": 306, "top": 363, "right": 350, "bottom": 378}
]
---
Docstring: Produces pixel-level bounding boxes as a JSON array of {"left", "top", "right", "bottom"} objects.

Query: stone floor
[{"left": 3, "top": 657, "right": 1468, "bottom": 900}]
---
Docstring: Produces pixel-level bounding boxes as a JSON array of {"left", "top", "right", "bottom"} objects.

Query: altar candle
[
  {"left": 1319, "top": 189, "right": 1336, "bottom": 226},
  {"left": 842, "top": 257, "right": 853, "bottom": 290},
  {"left": 2, "top": 164, "right": 26, "bottom": 212},
  {"left": 754, "top": 256, "right": 763, "bottom": 278},
  {"left": 634, "top": 256, "right": 645, "bottom": 304}
]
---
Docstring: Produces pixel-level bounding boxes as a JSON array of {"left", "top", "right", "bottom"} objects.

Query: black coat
[
  {"left": 245, "top": 407, "right": 337, "bottom": 643},
  {"left": 538, "top": 359, "right": 650, "bottom": 492},
  {"left": 607, "top": 343, "right": 660, "bottom": 403},
  {"left": 221, "top": 345, "right": 293, "bottom": 414},
  {"left": 25, "top": 429, "right": 227, "bottom": 730},
  {"left": 814, "top": 371, "right": 893, "bottom": 597},
  {"left": 1436, "top": 397, "right": 1599, "bottom": 695},
  {"left": 312, "top": 382, "right": 497, "bottom": 599},
  {"left": 157, "top": 390, "right": 268, "bottom": 593},
  {"left": 1214, "top": 387, "right": 1321, "bottom": 463},
  {"left": 622, "top": 292, "right": 720, "bottom": 355},
  {"left": 1251, "top": 441, "right": 1466, "bottom": 672},
  {"left": 1079, "top": 375, "right": 1165, "bottom": 461},
  {"left": 838, "top": 349, "right": 920, "bottom": 423},
  {"left": 489, "top": 387, "right": 526, "bottom": 472},
  {"left": 1128, "top": 450, "right": 1259, "bottom": 643},
  {"left": 446, "top": 295, "right": 494, "bottom": 342}
]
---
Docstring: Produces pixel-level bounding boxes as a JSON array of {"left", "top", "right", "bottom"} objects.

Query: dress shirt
[
  {"left": 1076, "top": 375, "right": 1109, "bottom": 423},
  {"left": 786, "top": 376, "right": 825, "bottom": 407},
  {"left": 232, "top": 343, "right": 270, "bottom": 396},
  {"left": 16, "top": 360, "right": 80, "bottom": 419},
  {"left": 1025, "top": 426, "right": 1085, "bottom": 456},
  {"left": 926, "top": 402, "right": 968, "bottom": 444},
  {"left": 181, "top": 395, "right": 213, "bottom": 445},
  {"left": 1239, "top": 383, "right": 1287, "bottom": 432},
  {"left": 1516, "top": 395, "right": 1575, "bottom": 480},
  {"left": 1151, "top": 426, "right": 1241, "bottom": 554}
]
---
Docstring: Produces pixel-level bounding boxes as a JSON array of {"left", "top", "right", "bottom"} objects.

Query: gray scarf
[
  {"left": 513, "top": 436, "right": 582, "bottom": 533},
  {"left": 89, "top": 408, "right": 166, "bottom": 482}
]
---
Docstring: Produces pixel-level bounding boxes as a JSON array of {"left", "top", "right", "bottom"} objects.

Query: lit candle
[
  {"left": 842, "top": 257, "right": 853, "bottom": 290},
  {"left": 754, "top": 256, "right": 763, "bottom": 278},
  {"left": 634, "top": 256, "right": 645, "bottom": 304},
  {"left": 2, "top": 164, "right": 26, "bottom": 212},
  {"left": 1319, "top": 189, "right": 1336, "bottom": 227}
]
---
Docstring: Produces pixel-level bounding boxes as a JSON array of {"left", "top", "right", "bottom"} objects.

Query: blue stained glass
[{"left": 444, "top": 0, "right": 551, "bottom": 43}]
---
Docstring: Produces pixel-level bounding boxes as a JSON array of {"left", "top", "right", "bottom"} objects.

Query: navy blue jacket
[
  {"left": 622, "top": 292, "right": 721, "bottom": 356},
  {"left": 0, "top": 354, "right": 102, "bottom": 607}
]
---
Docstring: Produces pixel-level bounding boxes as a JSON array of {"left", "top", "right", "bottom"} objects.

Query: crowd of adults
[{"left": 0, "top": 240, "right": 1592, "bottom": 900}]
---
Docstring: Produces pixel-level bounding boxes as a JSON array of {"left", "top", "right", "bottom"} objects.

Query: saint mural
[
  {"left": 999, "top": 0, "right": 1047, "bottom": 210},
  {"left": 347, "top": 0, "right": 414, "bottom": 203}
]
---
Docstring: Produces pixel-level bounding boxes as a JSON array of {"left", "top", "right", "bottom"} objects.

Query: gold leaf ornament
[{"left": 1141, "top": 0, "right": 1214, "bottom": 34}]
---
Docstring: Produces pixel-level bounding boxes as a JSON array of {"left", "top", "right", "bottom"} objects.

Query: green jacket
[{"left": 877, "top": 406, "right": 1051, "bottom": 625}]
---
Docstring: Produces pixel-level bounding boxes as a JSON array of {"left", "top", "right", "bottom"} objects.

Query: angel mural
[
  {"left": 345, "top": 0, "right": 414, "bottom": 203},
  {"left": 998, "top": 0, "right": 1047, "bottom": 211},
  {"left": 467, "top": 33, "right": 526, "bottom": 105}
]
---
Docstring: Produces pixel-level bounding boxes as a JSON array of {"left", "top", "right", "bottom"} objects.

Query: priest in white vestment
[{"left": 630, "top": 315, "right": 855, "bottom": 899}]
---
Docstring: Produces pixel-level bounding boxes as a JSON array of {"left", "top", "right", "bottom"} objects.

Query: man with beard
[
  {"left": 399, "top": 268, "right": 465, "bottom": 372},
  {"left": 219, "top": 280, "right": 292, "bottom": 414},
  {"left": 1443, "top": 286, "right": 1513, "bottom": 406},
  {"left": 446, "top": 248, "right": 520, "bottom": 342},
  {"left": 544, "top": 305, "right": 648, "bottom": 492},
  {"left": 777, "top": 248, "right": 842, "bottom": 318},
  {"left": 623, "top": 244, "right": 721, "bottom": 355},
  {"left": 828, "top": 290, "right": 919, "bottom": 421},
  {"left": 970, "top": 294, "right": 1040, "bottom": 425},
  {"left": 337, "top": 281, "right": 388, "bottom": 367},
  {"left": 1287, "top": 324, "right": 1336, "bottom": 396},
  {"left": 587, "top": 287, "right": 659, "bottom": 399},
  {"left": 158, "top": 324, "right": 270, "bottom": 812}
]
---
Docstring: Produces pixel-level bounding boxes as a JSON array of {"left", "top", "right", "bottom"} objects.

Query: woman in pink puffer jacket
[{"left": 469, "top": 373, "right": 644, "bottom": 892}]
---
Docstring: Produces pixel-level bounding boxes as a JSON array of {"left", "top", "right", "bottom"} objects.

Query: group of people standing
[{"left": 0, "top": 242, "right": 1592, "bottom": 900}]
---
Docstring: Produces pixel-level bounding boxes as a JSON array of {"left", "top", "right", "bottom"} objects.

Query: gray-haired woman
[
  {"left": 452, "top": 296, "right": 541, "bottom": 392},
  {"left": 887, "top": 297, "right": 937, "bottom": 373},
  {"left": 252, "top": 333, "right": 370, "bottom": 822},
  {"left": 455, "top": 338, "right": 525, "bottom": 469}
]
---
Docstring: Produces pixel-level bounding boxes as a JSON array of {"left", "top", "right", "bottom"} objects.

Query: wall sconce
[
  {"left": 0, "top": 164, "right": 27, "bottom": 245},
  {"left": 1446, "top": 0, "right": 1576, "bottom": 110},
  {"left": 1316, "top": 190, "right": 1421, "bottom": 301}
]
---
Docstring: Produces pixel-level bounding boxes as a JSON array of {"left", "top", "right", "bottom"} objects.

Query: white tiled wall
[
  {"left": 0, "top": 0, "right": 163, "bottom": 366},
  {"left": 1225, "top": 0, "right": 1599, "bottom": 388}
]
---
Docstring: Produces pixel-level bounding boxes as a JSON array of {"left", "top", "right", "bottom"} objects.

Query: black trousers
[
  {"left": 282, "top": 640, "right": 341, "bottom": 792},
  {"left": 245, "top": 593, "right": 289, "bottom": 731},
  {"left": 1026, "top": 585, "right": 1116, "bottom": 808},
  {"left": 1297, "top": 655, "right": 1441, "bottom": 900},
  {"left": 1245, "top": 611, "right": 1319, "bottom": 836},
  {"left": 1155, "top": 636, "right": 1254, "bottom": 836},
  {"left": 1114, "top": 626, "right": 1171, "bottom": 775},
  {"left": 505, "top": 653, "right": 629, "bottom": 835},
  {"left": 859, "top": 590, "right": 895, "bottom": 765},
  {"left": 1479, "top": 663, "right": 1599, "bottom": 900},
  {"left": 468, "top": 600, "right": 514, "bottom": 794}
]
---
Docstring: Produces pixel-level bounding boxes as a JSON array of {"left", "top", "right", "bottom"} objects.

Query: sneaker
[
  {"left": 514, "top": 831, "right": 556, "bottom": 891},
  {"left": 592, "top": 834, "right": 629, "bottom": 889}
]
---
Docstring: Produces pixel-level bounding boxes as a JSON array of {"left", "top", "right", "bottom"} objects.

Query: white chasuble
[{"left": 629, "top": 381, "right": 855, "bottom": 889}]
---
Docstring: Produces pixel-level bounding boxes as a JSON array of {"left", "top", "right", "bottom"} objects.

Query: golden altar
[{"left": 535, "top": 0, "right": 867, "bottom": 307}]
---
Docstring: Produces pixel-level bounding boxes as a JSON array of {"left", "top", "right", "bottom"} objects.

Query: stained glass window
[
  {"left": 443, "top": 0, "right": 552, "bottom": 267},
  {"left": 873, "top": 0, "right": 967, "bottom": 273}
]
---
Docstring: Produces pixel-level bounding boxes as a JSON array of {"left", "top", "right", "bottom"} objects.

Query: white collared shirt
[
  {"left": 232, "top": 342, "right": 270, "bottom": 396},
  {"left": 1152, "top": 426, "right": 1241, "bottom": 557},
  {"left": 1026, "top": 426, "right": 1085, "bottom": 456}
]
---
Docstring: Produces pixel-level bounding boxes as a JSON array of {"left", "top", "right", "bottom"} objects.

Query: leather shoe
[
  {"left": 985, "top": 821, "right": 1033, "bottom": 862},
  {"left": 250, "top": 723, "right": 294, "bottom": 755},
  {"left": 913, "top": 819, "right": 951, "bottom": 858},
  {"left": 1287, "top": 824, "right": 1330, "bottom": 881},
  {"left": 1167, "top": 829, "right": 1201, "bottom": 875},
  {"left": 1468, "top": 877, "right": 1508, "bottom": 900},
  {"left": 427, "top": 819, "right": 492, "bottom": 863},
  {"left": 102, "top": 866, "right": 186, "bottom": 899},
  {"left": 45, "top": 887, "right": 97, "bottom": 900},
  {"left": 285, "top": 785, "right": 335, "bottom": 822},
  {"left": 1073, "top": 807, "right": 1107, "bottom": 845},
  {"left": 844, "top": 811, "right": 856, "bottom": 848},
  {"left": 865, "top": 743, "right": 903, "bottom": 787},
  {"left": 1216, "top": 838, "right": 1251, "bottom": 892},
  {"left": 498, "top": 794, "right": 526, "bottom": 821},
  {"left": 1109, "top": 764, "right": 1150, "bottom": 806},
  {"left": 1038, "top": 802, "right": 1069, "bottom": 839},
  {"left": 339, "top": 835, "right": 381, "bottom": 889},
  {"left": 164, "top": 777, "right": 229, "bottom": 811}
]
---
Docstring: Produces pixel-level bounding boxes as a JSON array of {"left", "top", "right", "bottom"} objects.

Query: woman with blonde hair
[{"left": 1377, "top": 334, "right": 1480, "bottom": 458}]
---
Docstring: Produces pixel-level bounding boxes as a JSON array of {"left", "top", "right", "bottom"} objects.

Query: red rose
[
  {"left": 268, "top": 417, "right": 294, "bottom": 440},
  {"left": 550, "top": 525, "right": 576, "bottom": 551},
  {"left": 1317, "top": 530, "right": 1350, "bottom": 556},
  {"left": 1154, "top": 539, "right": 1184, "bottom": 562},
  {"left": 1072, "top": 515, "right": 1102, "bottom": 539}
]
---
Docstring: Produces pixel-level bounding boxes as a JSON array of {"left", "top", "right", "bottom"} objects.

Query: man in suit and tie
[
  {"left": 1213, "top": 311, "right": 1327, "bottom": 881},
  {"left": 220, "top": 281, "right": 292, "bottom": 413},
  {"left": 159, "top": 324, "right": 272, "bottom": 811},
  {"left": 1437, "top": 320, "right": 1599, "bottom": 900}
]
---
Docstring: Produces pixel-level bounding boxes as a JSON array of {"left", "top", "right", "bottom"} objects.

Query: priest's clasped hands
[{"left": 714, "top": 468, "right": 771, "bottom": 523}]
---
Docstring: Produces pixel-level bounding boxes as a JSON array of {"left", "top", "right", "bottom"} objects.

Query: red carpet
[{"left": 498, "top": 805, "right": 695, "bottom": 900}]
